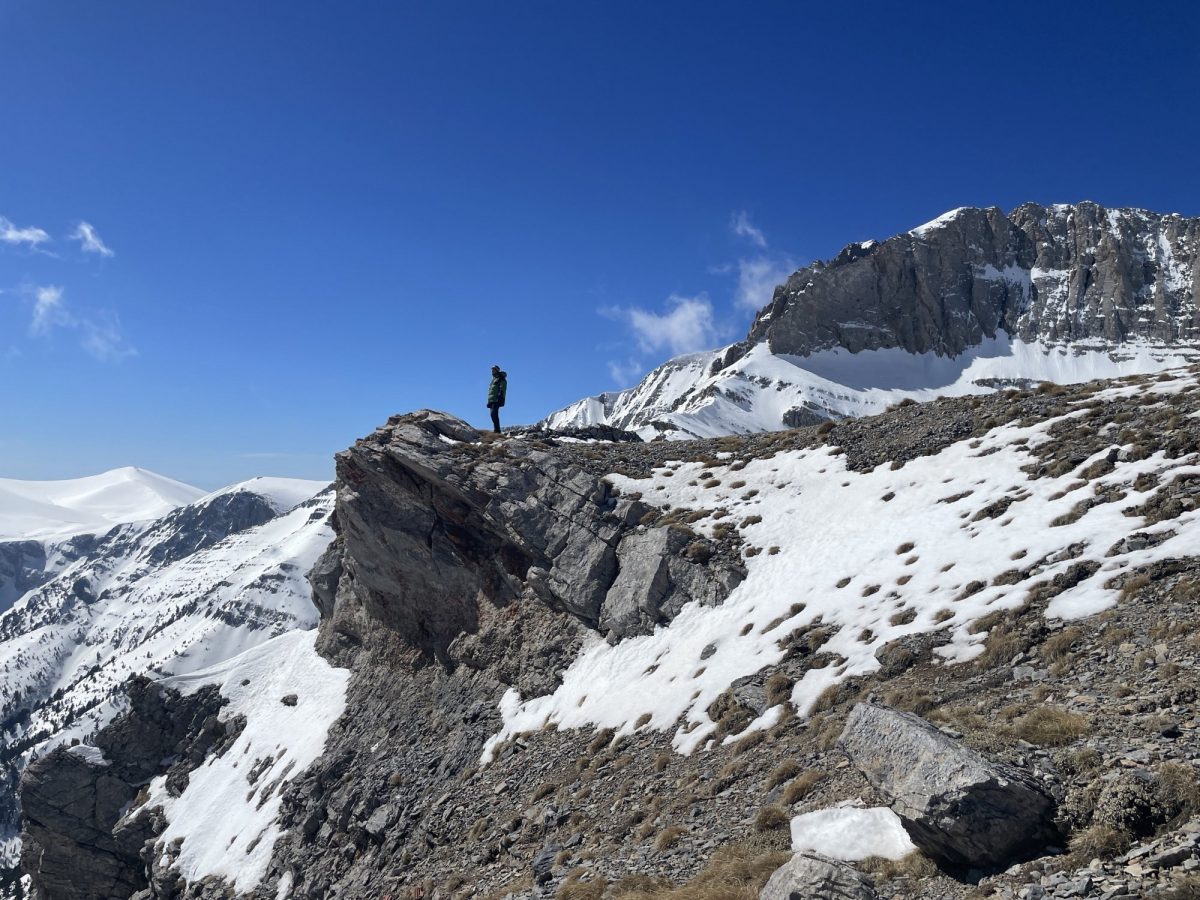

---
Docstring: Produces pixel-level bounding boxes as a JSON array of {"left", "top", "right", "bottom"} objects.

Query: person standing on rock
[{"left": 487, "top": 365, "right": 507, "bottom": 434}]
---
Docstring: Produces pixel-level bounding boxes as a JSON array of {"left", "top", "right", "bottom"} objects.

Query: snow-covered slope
[
  {"left": 0, "top": 477, "right": 333, "bottom": 865},
  {"left": 546, "top": 202, "right": 1200, "bottom": 439},
  {"left": 0, "top": 467, "right": 204, "bottom": 541},
  {"left": 545, "top": 337, "right": 1199, "bottom": 440},
  {"left": 493, "top": 366, "right": 1200, "bottom": 757}
]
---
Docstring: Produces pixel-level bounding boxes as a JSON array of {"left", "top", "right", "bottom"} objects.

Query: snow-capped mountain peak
[{"left": 0, "top": 467, "right": 204, "bottom": 542}]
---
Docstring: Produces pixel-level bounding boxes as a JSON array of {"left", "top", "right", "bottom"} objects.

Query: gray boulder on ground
[
  {"left": 837, "top": 703, "right": 1059, "bottom": 873},
  {"left": 759, "top": 851, "right": 878, "bottom": 900}
]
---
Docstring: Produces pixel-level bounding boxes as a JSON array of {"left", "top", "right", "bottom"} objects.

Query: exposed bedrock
[
  {"left": 19, "top": 677, "right": 233, "bottom": 900},
  {"left": 751, "top": 202, "right": 1200, "bottom": 357},
  {"left": 318, "top": 410, "right": 744, "bottom": 662},
  {"left": 837, "top": 703, "right": 1060, "bottom": 875}
]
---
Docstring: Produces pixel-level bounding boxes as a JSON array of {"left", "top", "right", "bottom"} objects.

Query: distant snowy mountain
[
  {"left": 0, "top": 467, "right": 204, "bottom": 542},
  {"left": 546, "top": 202, "right": 1200, "bottom": 438},
  {"left": 0, "top": 472, "right": 333, "bottom": 869}
]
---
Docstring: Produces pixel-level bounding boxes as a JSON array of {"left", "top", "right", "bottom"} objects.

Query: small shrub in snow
[
  {"left": 764, "top": 673, "right": 793, "bottom": 706},
  {"left": 684, "top": 541, "right": 713, "bottom": 564}
]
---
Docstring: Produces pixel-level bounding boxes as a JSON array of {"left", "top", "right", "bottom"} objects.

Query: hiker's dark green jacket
[{"left": 488, "top": 372, "right": 507, "bottom": 406}]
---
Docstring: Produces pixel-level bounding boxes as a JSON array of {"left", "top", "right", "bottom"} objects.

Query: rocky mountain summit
[
  {"left": 20, "top": 367, "right": 1200, "bottom": 899},
  {"left": 546, "top": 203, "right": 1200, "bottom": 438}
]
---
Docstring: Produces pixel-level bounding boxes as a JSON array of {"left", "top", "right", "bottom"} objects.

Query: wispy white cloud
[
  {"left": 80, "top": 311, "right": 136, "bottom": 361},
  {"left": 30, "top": 285, "right": 74, "bottom": 336},
  {"left": 23, "top": 284, "right": 135, "bottom": 361},
  {"left": 0, "top": 215, "right": 51, "bottom": 248},
  {"left": 607, "top": 358, "right": 643, "bottom": 386},
  {"left": 735, "top": 255, "right": 795, "bottom": 311},
  {"left": 731, "top": 211, "right": 767, "bottom": 248},
  {"left": 606, "top": 293, "right": 726, "bottom": 357},
  {"left": 70, "top": 221, "right": 115, "bottom": 257}
]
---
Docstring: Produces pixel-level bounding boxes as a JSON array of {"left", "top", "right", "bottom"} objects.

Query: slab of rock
[
  {"left": 759, "top": 851, "right": 877, "bottom": 900},
  {"left": 838, "top": 703, "right": 1059, "bottom": 873}
]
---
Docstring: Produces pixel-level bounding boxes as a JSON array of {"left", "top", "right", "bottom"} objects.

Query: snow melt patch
[
  {"left": 485, "top": 369, "right": 1200, "bottom": 760},
  {"left": 790, "top": 806, "right": 916, "bottom": 860},
  {"left": 140, "top": 631, "right": 349, "bottom": 893}
]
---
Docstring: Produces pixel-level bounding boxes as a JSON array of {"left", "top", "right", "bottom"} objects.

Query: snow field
[
  {"left": 139, "top": 630, "right": 350, "bottom": 893},
  {"left": 484, "top": 369, "right": 1200, "bottom": 761},
  {"left": 0, "top": 467, "right": 205, "bottom": 540}
]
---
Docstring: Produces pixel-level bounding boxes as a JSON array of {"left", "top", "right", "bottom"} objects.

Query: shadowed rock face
[
  {"left": 750, "top": 203, "right": 1200, "bottom": 358},
  {"left": 319, "top": 410, "right": 744, "bottom": 662},
  {"left": 19, "top": 678, "right": 230, "bottom": 900}
]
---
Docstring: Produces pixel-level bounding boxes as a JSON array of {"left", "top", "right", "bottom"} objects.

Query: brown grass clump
[
  {"left": 556, "top": 876, "right": 608, "bottom": 900},
  {"left": 765, "top": 760, "right": 802, "bottom": 790},
  {"left": 765, "top": 673, "right": 793, "bottom": 706},
  {"left": 1067, "top": 823, "right": 1131, "bottom": 864},
  {"left": 733, "top": 730, "right": 766, "bottom": 755},
  {"left": 653, "top": 825, "right": 687, "bottom": 852},
  {"left": 531, "top": 780, "right": 557, "bottom": 802},
  {"left": 1010, "top": 707, "right": 1090, "bottom": 746},
  {"left": 859, "top": 851, "right": 939, "bottom": 879},
  {"left": 1156, "top": 762, "right": 1200, "bottom": 823},
  {"left": 781, "top": 770, "right": 825, "bottom": 805},
  {"left": 610, "top": 843, "right": 790, "bottom": 900},
  {"left": 754, "top": 805, "right": 790, "bottom": 832},
  {"left": 1119, "top": 572, "right": 1152, "bottom": 601},
  {"left": 1041, "top": 626, "right": 1083, "bottom": 662},
  {"left": 587, "top": 728, "right": 615, "bottom": 754}
]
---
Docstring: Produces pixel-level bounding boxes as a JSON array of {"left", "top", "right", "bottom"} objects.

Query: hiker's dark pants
[{"left": 488, "top": 403, "right": 501, "bottom": 433}]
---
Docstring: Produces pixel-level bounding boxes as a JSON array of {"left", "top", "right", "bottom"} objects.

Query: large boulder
[
  {"left": 838, "top": 703, "right": 1059, "bottom": 873},
  {"left": 759, "top": 852, "right": 877, "bottom": 900}
]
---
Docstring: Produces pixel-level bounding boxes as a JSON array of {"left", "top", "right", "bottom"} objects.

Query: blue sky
[{"left": 3, "top": 1, "right": 1199, "bottom": 488}]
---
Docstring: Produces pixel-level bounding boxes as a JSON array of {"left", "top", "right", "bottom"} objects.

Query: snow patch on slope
[
  {"left": 487, "top": 368, "right": 1200, "bottom": 760},
  {"left": 790, "top": 806, "right": 916, "bottom": 861},
  {"left": 139, "top": 631, "right": 349, "bottom": 893}
]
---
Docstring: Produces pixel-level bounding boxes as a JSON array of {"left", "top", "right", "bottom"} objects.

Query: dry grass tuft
[
  {"left": 611, "top": 843, "right": 790, "bottom": 900},
  {"left": 653, "top": 825, "right": 687, "bottom": 853},
  {"left": 1010, "top": 706, "right": 1090, "bottom": 746},
  {"left": 765, "top": 760, "right": 801, "bottom": 790},
  {"left": 781, "top": 770, "right": 825, "bottom": 805},
  {"left": 765, "top": 673, "right": 793, "bottom": 706},
  {"left": 754, "top": 805, "right": 789, "bottom": 832},
  {"left": 859, "top": 851, "right": 939, "bottom": 879},
  {"left": 1041, "top": 626, "right": 1083, "bottom": 662},
  {"left": 556, "top": 876, "right": 608, "bottom": 900},
  {"left": 1067, "top": 823, "right": 1131, "bottom": 864}
]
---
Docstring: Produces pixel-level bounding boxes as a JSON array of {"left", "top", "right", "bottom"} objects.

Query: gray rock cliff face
[
  {"left": 19, "top": 677, "right": 230, "bottom": 900},
  {"left": 750, "top": 203, "right": 1200, "bottom": 358},
  {"left": 320, "top": 410, "right": 743, "bottom": 662}
]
